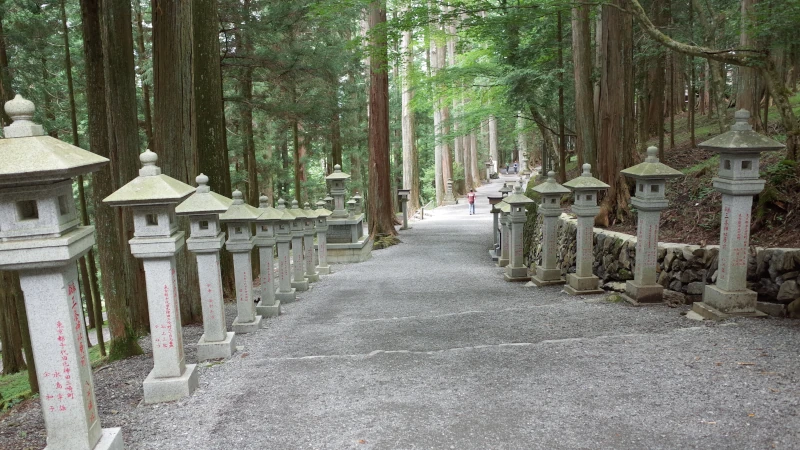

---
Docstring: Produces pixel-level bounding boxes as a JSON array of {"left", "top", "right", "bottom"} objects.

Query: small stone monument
[
  {"left": 352, "top": 191, "right": 363, "bottom": 215},
  {"left": 104, "top": 150, "right": 198, "bottom": 404},
  {"left": 496, "top": 200, "right": 511, "bottom": 267},
  {"left": 314, "top": 200, "right": 333, "bottom": 274},
  {"left": 499, "top": 182, "right": 512, "bottom": 198},
  {"left": 324, "top": 192, "right": 335, "bottom": 213},
  {"left": 0, "top": 95, "right": 123, "bottom": 449},
  {"left": 563, "top": 164, "right": 609, "bottom": 296},
  {"left": 485, "top": 161, "right": 493, "bottom": 183},
  {"left": 398, "top": 188, "right": 411, "bottom": 230},
  {"left": 219, "top": 190, "right": 263, "bottom": 333},
  {"left": 488, "top": 194, "right": 503, "bottom": 261},
  {"left": 442, "top": 178, "right": 457, "bottom": 205},
  {"left": 503, "top": 183, "right": 535, "bottom": 282},
  {"left": 303, "top": 202, "right": 320, "bottom": 283},
  {"left": 255, "top": 195, "right": 283, "bottom": 318},
  {"left": 693, "top": 110, "right": 785, "bottom": 319},
  {"left": 325, "top": 165, "right": 372, "bottom": 262},
  {"left": 274, "top": 199, "right": 297, "bottom": 303},
  {"left": 620, "top": 147, "right": 683, "bottom": 305},
  {"left": 530, "top": 171, "right": 570, "bottom": 287},
  {"left": 175, "top": 174, "right": 237, "bottom": 360},
  {"left": 288, "top": 199, "right": 310, "bottom": 291}
]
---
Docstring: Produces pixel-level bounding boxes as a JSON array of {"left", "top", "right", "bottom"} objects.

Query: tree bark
[
  {"left": 401, "top": 23, "right": 420, "bottom": 211},
  {"left": 152, "top": 0, "right": 201, "bottom": 324},
  {"left": 134, "top": 0, "right": 155, "bottom": 151},
  {"left": 367, "top": 1, "right": 397, "bottom": 238},
  {"left": 429, "top": 32, "right": 443, "bottom": 205},
  {"left": 571, "top": 3, "right": 596, "bottom": 170},
  {"left": 0, "top": 272, "right": 25, "bottom": 374},
  {"left": 736, "top": 0, "right": 761, "bottom": 129},
  {"left": 94, "top": 0, "right": 147, "bottom": 359},
  {"left": 0, "top": 7, "right": 14, "bottom": 126},
  {"left": 557, "top": 12, "right": 566, "bottom": 182}
]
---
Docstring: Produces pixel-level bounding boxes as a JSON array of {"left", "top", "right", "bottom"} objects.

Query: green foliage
[{"left": 762, "top": 159, "right": 797, "bottom": 185}]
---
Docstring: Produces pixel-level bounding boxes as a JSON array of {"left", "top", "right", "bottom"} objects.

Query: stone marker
[
  {"left": 104, "top": 150, "right": 198, "bottom": 404},
  {"left": 324, "top": 165, "right": 372, "bottom": 262},
  {"left": 499, "top": 182, "right": 512, "bottom": 198},
  {"left": 0, "top": 95, "right": 122, "bottom": 449},
  {"left": 324, "top": 192, "right": 334, "bottom": 211},
  {"left": 504, "top": 183, "right": 535, "bottom": 282},
  {"left": 497, "top": 200, "right": 511, "bottom": 267},
  {"left": 485, "top": 161, "right": 493, "bottom": 183},
  {"left": 303, "top": 202, "right": 320, "bottom": 283},
  {"left": 288, "top": 199, "right": 310, "bottom": 291},
  {"left": 255, "top": 195, "right": 283, "bottom": 318},
  {"left": 488, "top": 194, "right": 503, "bottom": 261},
  {"left": 693, "top": 110, "right": 785, "bottom": 319},
  {"left": 530, "top": 171, "right": 570, "bottom": 287},
  {"left": 274, "top": 199, "right": 297, "bottom": 303},
  {"left": 352, "top": 191, "right": 363, "bottom": 215},
  {"left": 563, "top": 164, "right": 609, "bottom": 296},
  {"left": 175, "top": 174, "right": 237, "bottom": 360},
  {"left": 328, "top": 165, "right": 349, "bottom": 218},
  {"left": 219, "top": 190, "right": 263, "bottom": 333},
  {"left": 443, "top": 178, "right": 457, "bottom": 205},
  {"left": 620, "top": 147, "right": 684, "bottom": 305},
  {"left": 398, "top": 188, "right": 411, "bottom": 230},
  {"left": 314, "top": 200, "right": 333, "bottom": 274}
]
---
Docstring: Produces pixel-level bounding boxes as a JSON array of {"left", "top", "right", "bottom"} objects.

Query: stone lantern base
[
  {"left": 276, "top": 288, "right": 297, "bottom": 304},
  {"left": 504, "top": 265, "right": 531, "bottom": 282},
  {"left": 529, "top": 267, "right": 566, "bottom": 287},
  {"left": 143, "top": 364, "right": 199, "bottom": 404},
  {"left": 327, "top": 237, "right": 372, "bottom": 263},
  {"left": 691, "top": 285, "right": 767, "bottom": 320},
  {"left": 197, "top": 332, "right": 237, "bottom": 361},
  {"left": 317, "top": 264, "right": 332, "bottom": 275},
  {"left": 564, "top": 273, "right": 603, "bottom": 296},
  {"left": 256, "top": 300, "right": 281, "bottom": 318},
  {"left": 621, "top": 280, "right": 664, "bottom": 306},
  {"left": 232, "top": 315, "right": 263, "bottom": 333},
  {"left": 305, "top": 273, "right": 320, "bottom": 283}
]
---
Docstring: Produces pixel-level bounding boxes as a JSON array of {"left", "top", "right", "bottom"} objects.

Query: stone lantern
[
  {"left": 274, "top": 199, "right": 297, "bottom": 303},
  {"left": 496, "top": 200, "right": 511, "bottom": 267},
  {"left": 499, "top": 182, "right": 512, "bottom": 198},
  {"left": 443, "top": 178, "right": 457, "bottom": 205},
  {"left": 563, "top": 164, "right": 609, "bottom": 296},
  {"left": 352, "top": 191, "right": 363, "bottom": 215},
  {"left": 485, "top": 161, "right": 493, "bottom": 182},
  {"left": 0, "top": 95, "right": 122, "bottom": 448},
  {"left": 219, "top": 190, "right": 263, "bottom": 333},
  {"left": 324, "top": 193, "right": 334, "bottom": 211},
  {"left": 254, "top": 195, "right": 283, "bottom": 318},
  {"left": 288, "top": 199, "right": 309, "bottom": 291},
  {"left": 397, "top": 188, "right": 411, "bottom": 230},
  {"left": 175, "top": 174, "right": 236, "bottom": 361},
  {"left": 530, "top": 171, "right": 570, "bottom": 287},
  {"left": 620, "top": 147, "right": 683, "bottom": 305},
  {"left": 693, "top": 109, "right": 785, "bottom": 319},
  {"left": 503, "top": 184, "right": 535, "bottom": 282},
  {"left": 326, "top": 165, "right": 349, "bottom": 218},
  {"left": 104, "top": 149, "right": 197, "bottom": 405},
  {"left": 314, "top": 200, "right": 333, "bottom": 274},
  {"left": 303, "top": 202, "right": 320, "bottom": 283},
  {"left": 346, "top": 198, "right": 357, "bottom": 219},
  {"left": 487, "top": 194, "right": 504, "bottom": 261}
]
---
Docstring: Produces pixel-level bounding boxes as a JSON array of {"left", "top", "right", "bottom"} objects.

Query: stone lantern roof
[
  {"left": 315, "top": 200, "right": 332, "bottom": 217},
  {"left": 256, "top": 195, "right": 283, "bottom": 221},
  {"left": 498, "top": 200, "right": 511, "bottom": 214},
  {"left": 275, "top": 198, "right": 296, "bottom": 221},
  {"left": 352, "top": 192, "right": 362, "bottom": 202},
  {"left": 564, "top": 164, "right": 610, "bottom": 191},
  {"left": 218, "top": 190, "right": 261, "bottom": 222},
  {"left": 0, "top": 95, "right": 108, "bottom": 187},
  {"left": 175, "top": 173, "right": 232, "bottom": 216},
  {"left": 324, "top": 193, "right": 334, "bottom": 203},
  {"left": 289, "top": 199, "right": 307, "bottom": 218},
  {"left": 533, "top": 171, "right": 571, "bottom": 195},
  {"left": 325, "top": 164, "right": 351, "bottom": 181},
  {"left": 621, "top": 147, "right": 684, "bottom": 181},
  {"left": 699, "top": 110, "right": 785, "bottom": 154},
  {"left": 504, "top": 184, "right": 535, "bottom": 206},
  {"left": 498, "top": 183, "right": 513, "bottom": 196},
  {"left": 103, "top": 150, "right": 195, "bottom": 206},
  {"left": 303, "top": 202, "right": 319, "bottom": 219}
]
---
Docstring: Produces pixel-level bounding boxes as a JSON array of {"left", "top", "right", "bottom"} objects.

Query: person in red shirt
[{"left": 467, "top": 189, "right": 476, "bottom": 215}]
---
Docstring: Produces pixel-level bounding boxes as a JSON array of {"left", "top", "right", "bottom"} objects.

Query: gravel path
[{"left": 3, "top": 174, "right": 799, "bottom": 449}]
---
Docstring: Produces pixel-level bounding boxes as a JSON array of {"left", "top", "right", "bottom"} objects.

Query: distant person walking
[
  {"left": 513, "top": 161, "right": 519, "bottom": 174},
  {"left": 467, "top": 189, "right": 476, "bottom": 215}
]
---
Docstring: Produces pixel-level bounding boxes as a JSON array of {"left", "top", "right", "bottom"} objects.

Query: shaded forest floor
[{"left": 608, "top": 92, "right": 800, "bottom": 248}]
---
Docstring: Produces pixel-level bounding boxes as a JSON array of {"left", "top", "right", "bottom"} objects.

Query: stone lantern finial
[
  {"left": 259, "top": 195, "right": 269, "bottom": 208},
  {"left": 731, "top": 109, "right": 752, "bottom": 131},
  {"left": 231, "top": 189, "right": 244, "bottom": 205},
  {"left": 547, "top": 171, "right": 556, "bottom": 182},
  {"left": 277, "top": 198, "right": 286, "bottom": 209},
  {"left": 291, "top": 199, "right": 299, "bottom": 209},
  {"left": 645, "top": 146, "right": 658, "bottom": 163},
  {"left": 195, "top": 173, "right": 210, "bottom": 193},
  {"left": 138, "top": 149, "right": 161, "bottom": 177},
  {"left": 333, "top": 164, "right": 342, "bottom": 172},
  {"left": 581, "top": 163, "right": 592, "bottom": 176},
  {"left": 3, "top": 94, "right": 44, "bottom": 138}
]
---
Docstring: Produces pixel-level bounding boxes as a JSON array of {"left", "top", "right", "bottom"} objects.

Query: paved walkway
[{"left": 129, "top": 174, "right": 800, "bottom": 449}]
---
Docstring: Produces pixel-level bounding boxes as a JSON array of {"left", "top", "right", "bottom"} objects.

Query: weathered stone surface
[
  {"left": 686, "top": 282, "right": 705, "bottom": 295},
  {"left": 788, "top": 298, "right": 800, "bottom": 319},
  {"left": 776, "top": 280, "right": 799, "bottom": 303},
  {"left": 756, "top": 301, "right": 786, "bottom": 318},
  {"left": 663, "top": 289, "right": 687, "bottom": 305}
]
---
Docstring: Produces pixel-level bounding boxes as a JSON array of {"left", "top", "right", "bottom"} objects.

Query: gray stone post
[
  {"left": 693, "top": 110, "right": 784, "bottom": 319},
  {"left": 220, "top": 190, "right": 263, "bottom": 333},
  {"left": 176, "top": 174, "right": 237, "bottom": 360},
  {"left": 315, "top": 200, "right": 333, "bottom": 274},
  {"left": 398, "top": 189, "right": 410, "bottom": 230},
  {"left": 563, "top": 164, "right": 609, "bottom": 296},
  {"left": 485, "top": 161, "right": 493, "bottom": 182},
  {"left": 328, "top": 165, "right": 349, "bottom": 218},
  {"left": 289, "top": 199, "right": 309, "bottom": 291},
  {"left": 497, "top": 204, "right": 511, "bottom": 267},
  {"left": 274, "top": 199, "right": 297, "bottom": 303},
  {"left": 105, "top": 150, "right": 198, "bottom": 405},
  {"left": 255, "top": 195, "right": 283, "bottom": 317},
  {"left": 530, "top": 171, "right": 570, "bottom": 286},
  {"left": 488, "top": 194, "right": 503, "bottom": 261},
  {"left": 303, "top": 202, "right": 320, "bottom": 282},
  {"left": 503, "top": 184, "right": 535, "bottom": 282},
  {"left": 443, "top": 179, "right": 457, "bottom": 205}
]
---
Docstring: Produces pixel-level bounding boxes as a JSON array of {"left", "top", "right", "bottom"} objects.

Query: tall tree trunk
[
  {"left": 572, "top": 3, "right": 596, "bottom": 170},
  {"left": 596, "top": 0, "right": 633, "bottom": 224},
  {"left": 429, "top": 33, "right": 443, "bottom": 205},
  {"left": 488, "top": 115, "right": 499, "bottom": 167},
  {"left": 736, "top": 0, "right": 761, "bottom": 129},
  {"left": 134, "top": 0, "right": 155, "bottom": 150},
  {"left": 0, "top": 8, "right": 13, "bottom": 125},
  {"left": 152, "top": 0, "right": 201, "bottom": 324},
  {"left": 367, "top": 1, "right": 397, "bottom": 237},
  {"left": 557, "top": 12, "right": 566, "bottom": 182},
  {"left": 94, "top": 0, "right": 147, "bottom": 359},
  {"left": 0, "top": 272, "right": 25, "bottom": 374},
  {"left": 401, "top": 23, "right": 419, "bottom": 211},
  {"left": 437, "top": 36, "right": 452, "bottom": 186},
  {"left": 234, "top": 0, "right": 258, "bottom": 206}
]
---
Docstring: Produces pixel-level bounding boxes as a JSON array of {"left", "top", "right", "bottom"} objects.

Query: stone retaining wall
[{"left": 524, "top": 213, "right": 800, "bottom": 317}]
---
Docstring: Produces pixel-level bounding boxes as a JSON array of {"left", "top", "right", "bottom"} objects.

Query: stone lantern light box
[
  {"left": 326, "top": 164, "right": 350, "bottom": 218},
  {"left": 530, "top": 171, "right": 571, "bottom": 287},
  {"left": 254, "top": 195, "right": 284, "bottom": 318}
]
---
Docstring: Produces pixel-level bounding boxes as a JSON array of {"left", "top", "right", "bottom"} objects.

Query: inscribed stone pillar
[
  {"left": 530, "top": 171, "right": 570, "bottom": 286},
  {"left": 274, "top": 199, "right": 297, "bottom": 303},
  {"left": 504, "top": 184, "right": 534, "bottom": 282},
  {"left": 303, "top": 202, "right": 320, "bottom": 282},
  {"left": 289, "top": 200, "right": 309, "bottom": 291},
  {"left": 255, "top": 195, "right": 283, "bottom": 318},
  {"left": 497, "top": 204, "right": 511, "bottom": 267},
  {"left": 315, "top": 200, "right": 333, "bottom": 274}
]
